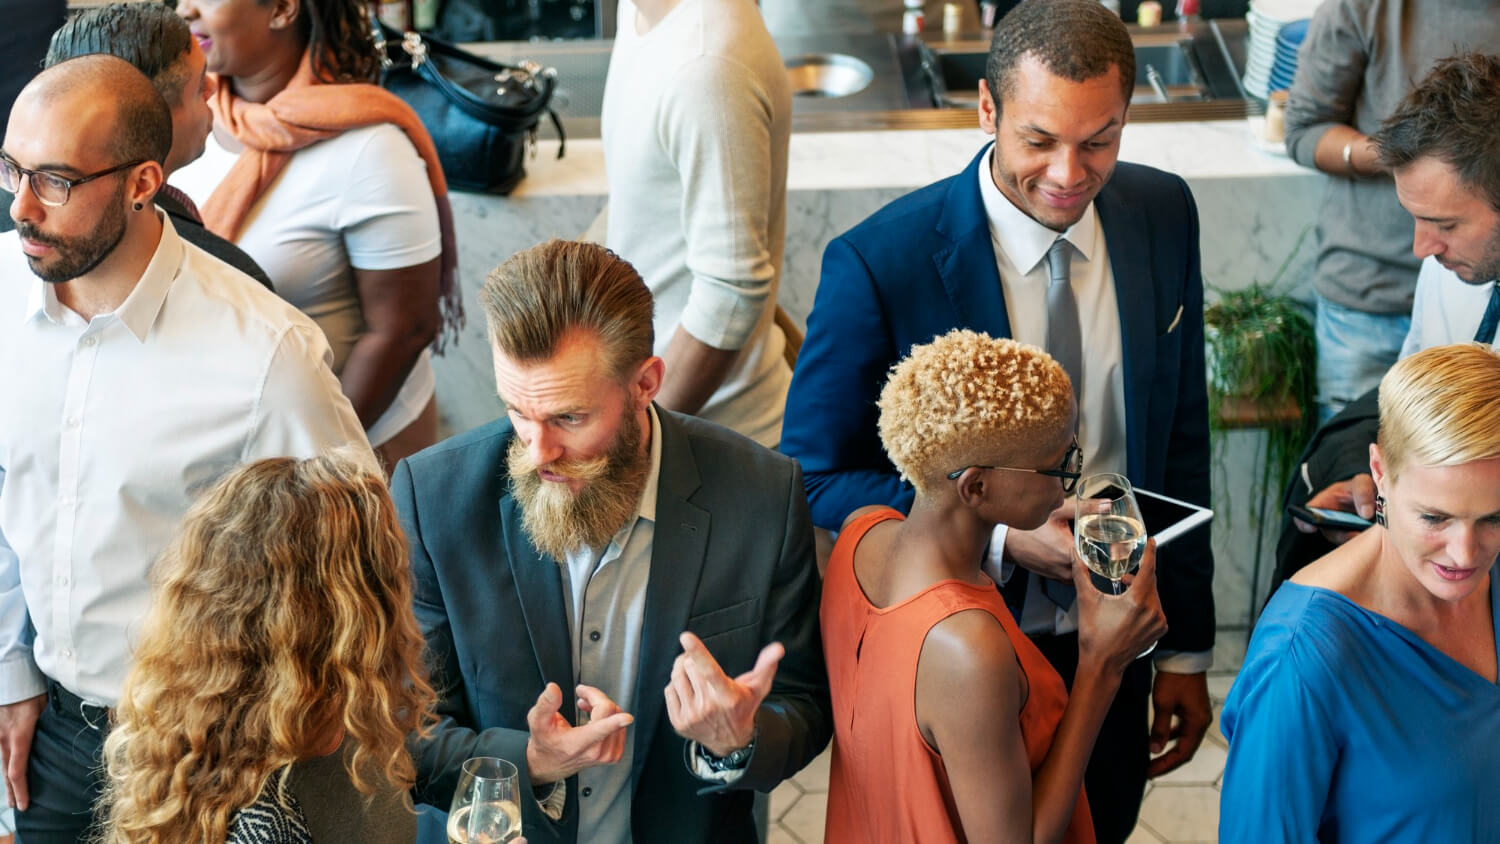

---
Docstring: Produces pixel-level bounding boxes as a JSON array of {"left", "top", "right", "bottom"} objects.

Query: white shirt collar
[
  {"left": 976, "top": 145, "right": 1099, "bottom": 275},
  {"left": 24, "top": 213, "right": 183, "bottom": 341}
]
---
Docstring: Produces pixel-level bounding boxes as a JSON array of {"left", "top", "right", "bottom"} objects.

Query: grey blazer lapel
[
  {"left": 499, "top": 493, "right": 576, "bottom": 723},
  {"left": 630, "top": 409, "right": 710, "bottom": 785}
]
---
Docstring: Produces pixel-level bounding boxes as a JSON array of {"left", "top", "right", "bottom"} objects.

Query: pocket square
[{"left": 1165, "top": 304, "right": 1183, "bottom": 334}]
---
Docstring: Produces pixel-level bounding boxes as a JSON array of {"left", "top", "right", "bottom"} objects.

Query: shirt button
[
  {"left": 57, "top": 575, "right": 68, "bottom": 586},
  {"left": 581, "top": 787, "right": 592, "bottom": 798},
  {"left": 588, "top": 630, "right": 601, "bottom": 642},
  {"left": 58, "top": 495, "right": 73, "bottom": 508},
  {"left": 80, "top": 337, "right": 95, "bottom": 348},
  {"left": 61, "top": 648, "right": 72, "bottom": 658},
  {"left": 64, "top": 416, "right": 78, "bottom": 428}
]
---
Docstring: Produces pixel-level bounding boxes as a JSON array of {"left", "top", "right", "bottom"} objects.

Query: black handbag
[{"left": 375, "top": 23, "right": 564, "bottom": 194}]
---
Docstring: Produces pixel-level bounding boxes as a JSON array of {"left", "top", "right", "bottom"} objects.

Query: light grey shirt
[
  {"left": 557, "top": 407, "right": 663, "bottom": 844},
  {"left": 1283, "top": 0, "right": 1500, "bottom": 314}
]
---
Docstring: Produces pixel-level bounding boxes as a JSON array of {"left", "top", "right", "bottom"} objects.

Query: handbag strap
[{"left": 372, "top": 20, "right": 565, "bottom": 159}]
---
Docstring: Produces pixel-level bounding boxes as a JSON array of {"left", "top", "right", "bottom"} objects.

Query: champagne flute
[
  {"left": 1074, "top": 472, "right": 1148, "bottom": 594},
  {"left": 1074, "top": 473, "right": 1155, "bottom": 657},
  {"left": 447, "top": 757, "right": 522, "bottom": 844}
]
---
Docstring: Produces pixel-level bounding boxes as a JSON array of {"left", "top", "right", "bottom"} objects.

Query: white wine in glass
[
  {"left": 1074, "top": 473, "right": 1147, "bottom": 594},
  {"left": 448, "top": 757, "right": 522, "bottom": 844}
]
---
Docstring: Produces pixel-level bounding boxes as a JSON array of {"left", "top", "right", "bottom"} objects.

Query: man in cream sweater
[{"left": 601, "top": 0, "right": 792, "bottom": 448}]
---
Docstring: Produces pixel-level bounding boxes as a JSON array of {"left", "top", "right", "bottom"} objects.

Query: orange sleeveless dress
[{"left": 821, "top": 508, "right": 1095, "bottom": 844}]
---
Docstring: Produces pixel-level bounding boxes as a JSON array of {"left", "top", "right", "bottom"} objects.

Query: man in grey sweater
[
  {"left": 601, "top": 0, "right": 792, "bottom": 449},
  {"left": 1283, "top": 0, "right": 1500, "bottom": 420}
]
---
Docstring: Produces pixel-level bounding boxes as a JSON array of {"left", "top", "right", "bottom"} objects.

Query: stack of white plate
[{"left": 1242, "top": 0, "right": 1324, "bottom": 99}]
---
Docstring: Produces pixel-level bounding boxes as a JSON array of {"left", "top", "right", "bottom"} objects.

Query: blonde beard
[{"left": 506, "top": 409, "right": 648, "bottom": 561}]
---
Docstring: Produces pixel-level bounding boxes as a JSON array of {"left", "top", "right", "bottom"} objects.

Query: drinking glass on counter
[{"left": 448, "top": 757, "right": 522, "bottom": 844}]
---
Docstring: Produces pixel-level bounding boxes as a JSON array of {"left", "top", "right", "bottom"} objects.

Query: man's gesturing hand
[
  {"left": 0, "top": 694, "right": 45, "bottom": 810},
  {"left": 665, "top": 632, "right": 782, "bottom": 757},
  {"left": 525, "top": 682, "right": 634, "bottom": 785}
]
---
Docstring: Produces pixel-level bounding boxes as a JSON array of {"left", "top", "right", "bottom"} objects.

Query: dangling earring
[
  {"left": 133, "top": 202, "right": 143, "bottom": 211},
  {"left": 1374, "top": 494, "right": 1387, "bottom": 527}
]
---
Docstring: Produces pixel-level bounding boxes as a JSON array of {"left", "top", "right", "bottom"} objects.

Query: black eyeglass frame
[
  {"left": 945, "top": 438, "right": 1084, "bottom": 493},
  {"left": 0, "top": 152, "right": 147, "bottom": 208}
]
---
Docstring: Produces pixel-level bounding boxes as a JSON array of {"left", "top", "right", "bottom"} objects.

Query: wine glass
[
  {"left": 447, "top": 757, "right": 522, "bottom": 844},
  {"left": 1074, "top": 473, "right": 1155, "bottom": 657}
]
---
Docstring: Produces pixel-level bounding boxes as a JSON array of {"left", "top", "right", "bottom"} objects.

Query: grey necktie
[
  {"left": 1045, "top": 237, "right": 1083, "bottom": 400},
  {"left": 1042, "top": 237, "right": 1080, "bottom": 611}
]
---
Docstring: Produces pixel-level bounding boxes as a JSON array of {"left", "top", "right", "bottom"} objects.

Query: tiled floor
[{"left": 770, "top": 671, "right": 1239, "bottom": 844}]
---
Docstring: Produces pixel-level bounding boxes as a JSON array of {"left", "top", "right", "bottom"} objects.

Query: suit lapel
[
  {"left": 630, "top": 409, "right": 709, "bottom": 785},
  {"left": 1097, "top": 183, "right": 1154, "bottom": 481},
  {"left": 935, "top": 144, "right": 1013, "bottom": 341},
  {"left": 499, "top": 493, "right": 577, "bottom": 722}
]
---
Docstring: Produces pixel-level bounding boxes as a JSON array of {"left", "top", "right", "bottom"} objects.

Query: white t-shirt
[
  {"left": 175, "top": 123, "right": 442, "bottom": 446},
  {"left": 602, "top": 0, "right": 793, "bottom": 447}
]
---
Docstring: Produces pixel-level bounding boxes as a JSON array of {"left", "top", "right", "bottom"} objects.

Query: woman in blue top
[{"left": 1220, "top": 342, "right": 1500, "bottom": 842}]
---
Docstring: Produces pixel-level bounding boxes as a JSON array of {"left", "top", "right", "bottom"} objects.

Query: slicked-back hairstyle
[
  {"left": 481, "top": 239, "right": 656, "bottom": 380},
  {"left": 1377, "top": 343, "right": 1500, "bottom": 481},
  {"left": 985, "top": 0, "right": 1135, "bottom": 116},
  {"left": 29, "top": 54, "right": 172, "bottom": 167},
  {"left": 45, "top": 3, "right": 194, "bottom": 107},
  {"left": 878, "top": 329, "right": 1074, "bottom": 495},
  {"left": 1372, "top": 53, "right": 1500, "bottom": 213}
]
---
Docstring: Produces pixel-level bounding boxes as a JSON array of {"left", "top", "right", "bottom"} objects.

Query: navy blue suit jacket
[
  {"left": 782, "top": 145, "right": 1215, "bottom": 653},
  {"left": 393, "top": 407, "right": 831, "bottom": 844}
]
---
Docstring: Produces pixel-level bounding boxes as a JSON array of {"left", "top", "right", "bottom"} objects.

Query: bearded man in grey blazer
[{"left": 393, "top": 239, "right": 830, "bottom": 844}]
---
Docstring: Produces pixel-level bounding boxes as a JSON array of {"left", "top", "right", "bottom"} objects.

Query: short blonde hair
[
  {"left": 1377, "top": 342, "right": 1500, "bottom": 479},
  {"left": 878, "top": 329, "right": 1074, "bottom": 494}
]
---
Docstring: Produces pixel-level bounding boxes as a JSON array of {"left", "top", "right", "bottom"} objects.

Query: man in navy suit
[
  {"left": 782, "top": 2, "right": 1213, "bottom": 840},
  {"left": 394, "top": 239, "right": 829, "bottom": 844}
]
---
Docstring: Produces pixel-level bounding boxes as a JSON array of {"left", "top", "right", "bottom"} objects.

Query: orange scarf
[{"left": 203, "top": 54, "right": 463, "bottom": 350}]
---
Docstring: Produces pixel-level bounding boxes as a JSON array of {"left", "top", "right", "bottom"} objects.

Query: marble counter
[{"left": 437, "top": 117, "right": 1326, "bottom": 646}]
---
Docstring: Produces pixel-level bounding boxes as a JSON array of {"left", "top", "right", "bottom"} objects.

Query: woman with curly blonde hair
[
  {"left": 98, "top": 451, "right": 435, "bottom": 844},
  {"left": 821, "top": 329, "right": 1167, "bottom": 844}
]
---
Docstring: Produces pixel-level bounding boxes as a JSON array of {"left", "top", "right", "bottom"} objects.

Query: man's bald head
[{"left": 17, "top": 54, "right": 172, "bottom": 168}]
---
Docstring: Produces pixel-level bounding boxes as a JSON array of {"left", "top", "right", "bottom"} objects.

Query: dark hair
[
  {"left": 481, "top": 240, "right": 656, "bottom": 379},
  {"left": 45, "top": 3, "right": 194, "bottom": 106},
  {"left": 985, "top": 0, "right": 1135, "bottom": 114},
  {"left": 289, "top": 0, "right": 381, "bottom": 84},
  {"left": 1372, "top": 52, "right": 1500, "bottom": 212}
]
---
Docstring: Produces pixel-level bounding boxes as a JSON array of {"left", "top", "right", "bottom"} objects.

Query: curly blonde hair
[
  {"left": 878, "top": 329, "right": 1074, "bottom": 494},
  {"left": 98, "top": 451, "right": 435, "bottom": 844}
]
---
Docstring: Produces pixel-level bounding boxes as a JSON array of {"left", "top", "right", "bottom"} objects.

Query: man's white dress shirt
[
  {"left": 977, "top": 150, "right": 1210, "bottom": 673},
  {"left": 0, "top": 216, "right": 371, "bottom": 706}
]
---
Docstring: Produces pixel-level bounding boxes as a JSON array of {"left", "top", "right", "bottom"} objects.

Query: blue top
[{"left": 1220, "top": 578, "right": 1500, "bottom": 843}]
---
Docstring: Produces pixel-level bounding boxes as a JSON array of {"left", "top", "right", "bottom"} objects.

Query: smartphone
[{"left": 1286, "top": 503, "right": 1374, "bottom": 531}]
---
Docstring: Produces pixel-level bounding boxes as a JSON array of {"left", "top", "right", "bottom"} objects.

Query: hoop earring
[
  {"left": 133, "top": 202, "right": 143, "bottom": 211},
  {"left": 1374, "top": 494, "right": 1387, "bottom": 527}
]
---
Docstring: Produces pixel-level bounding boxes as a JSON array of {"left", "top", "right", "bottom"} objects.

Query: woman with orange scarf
[{"left": 175, "top": 0, "right": 461, "bottom": 470}]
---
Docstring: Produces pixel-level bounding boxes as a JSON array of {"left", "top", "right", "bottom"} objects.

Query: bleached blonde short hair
[
  {"left": 1378, "top": 342, "right": 1500, "bottom": 479},
  {"left": 878, "top": 329, "right": 1074, "bottom": 494}
]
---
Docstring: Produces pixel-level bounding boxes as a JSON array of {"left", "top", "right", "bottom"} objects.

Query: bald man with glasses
[{"left": 0, "top": 55, "right": 368, "bottom": 842}]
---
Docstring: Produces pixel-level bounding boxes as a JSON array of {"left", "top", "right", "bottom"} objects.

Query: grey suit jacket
[{"left": 392, "top": 406, "right": 831, "bottom": 844}]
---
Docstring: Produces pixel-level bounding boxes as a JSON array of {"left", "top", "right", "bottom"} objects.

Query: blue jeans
[{"left": 1315, "top": 296, "right": 1410, "bottom": 424}]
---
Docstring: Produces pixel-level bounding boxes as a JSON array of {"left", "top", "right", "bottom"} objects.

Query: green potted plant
[{"left": 1204, "top": 229, "right": 1317, "bottom": 507}]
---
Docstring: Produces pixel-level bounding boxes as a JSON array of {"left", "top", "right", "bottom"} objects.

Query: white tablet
[{"left": 1093, "top": 482, "right": 1214, "bottom": 547}]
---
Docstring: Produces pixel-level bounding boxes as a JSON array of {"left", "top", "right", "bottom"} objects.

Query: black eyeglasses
[
  {"left": 0, "top": 152, "right": 145, "bottom": 208},
  {"left": 947, "top": 438, "right": 1084, "bottom": 493}
]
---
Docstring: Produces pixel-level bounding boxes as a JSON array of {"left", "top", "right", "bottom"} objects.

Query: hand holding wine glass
[
  {"left": 1073, "top": 473, "right": 1167, "bottom": 665},
  {"left": 1072, "top": 535, "right": 1168, "bottom": 675}
]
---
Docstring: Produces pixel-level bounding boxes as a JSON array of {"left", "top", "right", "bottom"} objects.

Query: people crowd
[{"left": 0, "top": 0, "right": 1494, "bottom": 842}]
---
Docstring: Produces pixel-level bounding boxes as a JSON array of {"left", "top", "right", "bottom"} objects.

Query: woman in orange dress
[{"left": 821, "top": 329, "right": 1167, "bottom": 844}]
